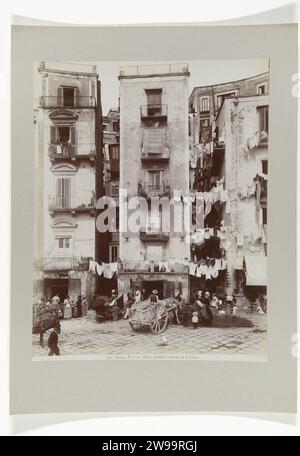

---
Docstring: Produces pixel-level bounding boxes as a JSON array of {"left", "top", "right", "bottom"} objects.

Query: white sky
[{"left": 96, "top": 59, "right": 269, "bottom": 114}]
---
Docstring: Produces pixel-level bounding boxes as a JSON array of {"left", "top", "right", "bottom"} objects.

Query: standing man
[{"left": 47, "top": 324, "right": 61, "bottom": 356}]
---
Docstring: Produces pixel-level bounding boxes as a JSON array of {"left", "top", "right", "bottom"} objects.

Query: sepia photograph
[{"left": 32, "top": 59, "right": 269, "bottom": 360}]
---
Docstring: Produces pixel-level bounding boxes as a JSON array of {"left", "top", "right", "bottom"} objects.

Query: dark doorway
[
  {"left": 44, "top": 278, "right": 68, "bottom": 301},
  {"left": 142, "top": 280, "right": 164, "bottom": 300}
]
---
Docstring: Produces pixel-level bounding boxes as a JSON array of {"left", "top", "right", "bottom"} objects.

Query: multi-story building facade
[
  {"left": 33, "top": 61, "right": 102, "bottom": 303},
  {"left": 118, "top": 63, "right": 190, "bottom": 300},
  {"left": 189, "top": 72, "right": 269, "bottom": 302},
  {"left": 102, "top": 109, "right": 120, "bottom": 264}
]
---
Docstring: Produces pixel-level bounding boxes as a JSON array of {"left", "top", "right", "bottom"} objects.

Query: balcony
[
  {"left": 39, "top": 96, "right": 96, "bottom": 109},
  {"left": 140, "top": 104, "right": 168, "bottom": 121},
  {"left": 139, "top": 230, "right": 169, "bottom": 243},
  {"left": 34, "top": 256, "right": 90, "bottom": 271},
  {"left": 138, "top": 183, "right": 171, "bottom": 199},
  {"left": 48, "top": 195, "right": 95, "bottom": 216},
  {"left": 141, "top": 146, "right": 170, "bottom": 163},
  {"left": 48, "top": 143, "right": 96, "bottom": 163}
]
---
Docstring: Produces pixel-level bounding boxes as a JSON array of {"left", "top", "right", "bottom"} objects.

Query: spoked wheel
[{"left": 150, "top": 303, "right": 168, "bottom": 334}]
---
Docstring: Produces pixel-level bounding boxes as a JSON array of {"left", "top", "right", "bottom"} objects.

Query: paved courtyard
[{"left": 32, "top": 310, "right": 267, "bottom": 359}]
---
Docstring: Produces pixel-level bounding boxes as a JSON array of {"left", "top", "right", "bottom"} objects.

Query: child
[{"left": 192, "top": 311, "right": 199, "bottom": 329}]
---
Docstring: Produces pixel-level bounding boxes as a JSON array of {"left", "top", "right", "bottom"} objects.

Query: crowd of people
[{"left": 33, "top": 294, "right": 89, "bottom": 322}]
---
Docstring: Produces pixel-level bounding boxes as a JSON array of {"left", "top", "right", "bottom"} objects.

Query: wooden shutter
[
  {"left": 50, "top": 126, "right": 56, "bottom": 144},
  {"left": 145, "top": 129, "right": 164, "bottom": 154},
  {"left": 74, "top": 88, "right": 80, "bottom": 107},
  {"left": 70, "top": 127, "right": 76, "bottom": 154},
  {"left": 56, "top": 178, "right": 71, "bottom": 208},
  {"left": 57, "top": 87, "right": 63, "bottom": 106},
  {"left": 56, "top": 178, "right": 62, "bottom": 208},
  {"left": 147, "top": 90, "right": 161, "bottom": 106}
]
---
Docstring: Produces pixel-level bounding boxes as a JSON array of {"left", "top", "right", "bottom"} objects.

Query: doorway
[
  {"left": 44, "top": 278, "right": 68, "bottom": 301},
  {"left": 142, "top": 280, "right": 164, "bottom": 300}
]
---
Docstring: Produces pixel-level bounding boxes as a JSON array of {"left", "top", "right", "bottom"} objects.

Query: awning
[{"left": 245, "top": 255, "right": 267, "bottom": 286}]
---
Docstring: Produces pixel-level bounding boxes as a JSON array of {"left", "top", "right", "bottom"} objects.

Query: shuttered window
[
  {"left": 56, "top": 178, "right": 71, "bottom": 208},
  {"left": 146, "top": 89, "right": 162, "bottom": 106},
  {"left": 143, "top": 128, "right": 165, "bottom": 154}
]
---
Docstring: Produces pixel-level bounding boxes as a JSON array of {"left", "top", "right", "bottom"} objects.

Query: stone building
[
  {"left": 102, "top": 109, "right": 120, "bottom": 264},
  {"left": 117, "top": 64, "right": 191, "bottom": 300},
  {"left": 33, "top": 61, "right": 102, "bottom": 304},
  {"left": 189, "top": 72, "right": 269, "bottom": 302}
]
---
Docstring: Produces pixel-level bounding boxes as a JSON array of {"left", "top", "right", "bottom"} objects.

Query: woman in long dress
[{"left": 63, "top": 296, "right": 72, "bottom": 319}]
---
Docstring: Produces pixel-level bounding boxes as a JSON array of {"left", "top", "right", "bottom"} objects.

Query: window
[
  {"left": 262, "top": 206, "right": 267, "bottom": 225},
  {"left": 102, "top": 123, "right": 109, "bottom": 131},
  {"left": 200, "top": 97, "right": 209, "bottom": 112},
  {"left": 257, "top": 84, "right": 266, "bottom": 95},
  {"left": 109, "top": 244, "right": 119, "bottom": 263},
  {"left": 147, "top": 205, "right": 162, "bottom": 232},
  {"left": 50, "top": 126, "right": 75, "bottom": 150},
  {"left": 143, "top": 128, "right": 165, "bottom": 154},
  {"left": 262, "top": 160, "right": 268, "bottom": 175},
  {"left": 217, "top": 91, "right": 237, "bottom": 109},
  {"left": 58, "top": 237, "right": 70, "bottom": 249},
  {"left": 56, "top": 178, "right": 71, "bottom": 208},
  {"left": 112, "top": 121, "right": 119, "bottom": 132},
  {"left": 110, "top": 145, "right": 119, "bottom": 160},
  {"left": 258, "top": 106, "right": 269, "bottom": 142},
  {"left": 147, "top": 170, "right": 162, "bottom": 189},
  {"left": 146, "top": 89, "right": 162, "bottom": 116}
]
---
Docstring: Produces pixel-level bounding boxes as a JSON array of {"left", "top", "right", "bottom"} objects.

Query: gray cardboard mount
[{"left": 11, "top": 24, "right": 297, "bottom": 414}]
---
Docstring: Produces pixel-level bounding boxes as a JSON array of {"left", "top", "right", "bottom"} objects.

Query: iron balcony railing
[
  {"left": 140, "top": 104, "right": 168, "bottom": 118},
  {"left": 138, "top": 184, "right": 171, "bottom": 198},
  {"left": 39, "top": 96, "right": 96, "bottom": 108},
  {"left": 48, "top": 143, "right": 96, "bottom": 158},
  {"left": 34, "top": 256, "right": 91, "bottom": 271},
  {"left": 139, "top": 230, "right": 169, "bottom": 242},
  {"left": 48, "top": 195, "right": 95, "bottom": 212}
]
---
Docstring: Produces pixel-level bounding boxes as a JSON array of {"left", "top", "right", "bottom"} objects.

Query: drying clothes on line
[
  {"left": 56, "top": 144, "right": 62, "bottom": 155},
  {"left": 173, "top": 189, "right": 182, "bottom": 201},
  {"left": 159, "top": 261, "right": 170, "bottom": 273},
  {"left": 204, "top": 192, "right": 213, "bottom": 216},
  {"left": 189, "top": 262, "right": 197, "bottom": 276},
  {"left": 220, "top": 259, "right": 227, "bottom": 270},
  {"left": 204, "top": 227, "right": 213, "bottom": 239},
  {"left": 212, "top": 186, "right": 221, "bottom": 203},
  {"left": 96, "top": 262, "right": 103, "bottom": 277},
  {"left": 191, "top": 230, "right": 205, "bottom": 245},
  {"left": 225, "top": 197, "right": 231, "bottom": 214},
  {"left": 237, "top": 233, "right": 244, "bottom": 247},
  {"left": 102, "top": 262, "right": 113, "bottom": 279},
  {"left": 110, "top": 262, "right": 118, "bottom": 273},
  {"left": 196, "top": 263, "right": 207, "bottom": 278},
  {"left": 220, "top": 189, "right": 228, "bottom": 203},
  {"left": 89, "top": 260, "right": 97, "bottom": 273},
  {"left": 210, "top": 265, "right": 219, "bottom": 279}
]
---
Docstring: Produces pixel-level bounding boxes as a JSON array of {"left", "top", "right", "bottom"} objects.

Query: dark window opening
[{"left": 63, "top": 87, "right": 75, "bottom": 107}]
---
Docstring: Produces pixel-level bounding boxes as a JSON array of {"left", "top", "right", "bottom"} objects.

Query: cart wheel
[
  {"left": 129, "top": 320, "right": 142, "bottom": 331},
  {"left": 150, "top": 304, "right": 168, "bottom": 334}
]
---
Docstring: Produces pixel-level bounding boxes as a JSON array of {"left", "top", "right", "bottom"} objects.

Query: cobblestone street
[{"left": 32, "top": 310, "right": 267, "bottom": 359}]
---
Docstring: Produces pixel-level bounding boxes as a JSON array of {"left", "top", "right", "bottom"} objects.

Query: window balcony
[
  {"left": 48, "top": 195, "right": 96, "bottom": 216},
  {"left": 39, "top": 96, "right": 96, "bottom": 109},
  {"left": 139, "top": 230, "right": 169, "bottom": 243},
  {"left": 34, "top": 256, "right": 90, "bottom": 271},
  {"left": 140, "top": 104, "right": 168, "bottom": 121},
  {"left": 141, "top": 146, "right": 170, "bottom": 163},
  {"left": 137, "top": 184, "right": 171, "bottom": 199},
  {"left": 48, "top": 143, "right": 96, "bottom": 163}
]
